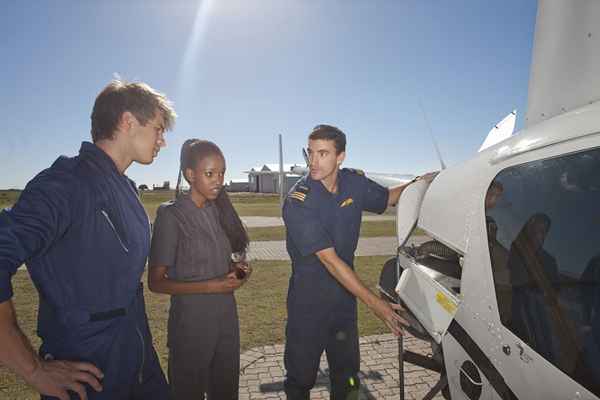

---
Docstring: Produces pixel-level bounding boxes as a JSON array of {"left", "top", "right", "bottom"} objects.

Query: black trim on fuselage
[{"left": 447, "top": 320, "right": 518, "bottom": 400}]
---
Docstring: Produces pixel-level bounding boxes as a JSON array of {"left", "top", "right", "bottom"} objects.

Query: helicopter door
[{"left": 483, "top": 148, "right": 600, "bottom": 399}]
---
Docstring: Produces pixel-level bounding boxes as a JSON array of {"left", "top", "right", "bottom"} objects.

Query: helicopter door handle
[
  {"left": 459, "top": 366, "right": 483, "bottom": 386},
  {"left": 515, "top": 343, "right": 532, "bottom": 363}
]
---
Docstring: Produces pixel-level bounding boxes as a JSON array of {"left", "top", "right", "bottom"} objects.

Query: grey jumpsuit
[{"left": 150, "top": 195, "right": 240, "bottom": 400}]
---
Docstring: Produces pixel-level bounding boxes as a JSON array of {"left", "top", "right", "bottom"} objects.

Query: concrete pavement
[
  {"left": 240, "top": 333, "right": 444, "bottom": 399},
  {"left": 246, "top": 237, "right": 398, "bottom": 261},
  {"left": 241, "top": 215, "right": 395, "bottom": 228}
]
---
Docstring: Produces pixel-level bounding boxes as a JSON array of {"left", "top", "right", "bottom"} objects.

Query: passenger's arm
[
  {"left": 315, "top": 247, "right": 407, "bottom": 336},
  {"left": 148, "top": 265, "right": 244, "bottom": 295}
]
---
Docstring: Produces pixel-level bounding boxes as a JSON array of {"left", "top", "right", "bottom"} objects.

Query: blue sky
[{"left": 0, "top": 0, "right": 537, "bottom": 189}]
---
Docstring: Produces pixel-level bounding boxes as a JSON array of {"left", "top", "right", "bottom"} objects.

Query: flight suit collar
[
  {"left": 307, "top": 170, "right": 347, "bottom": 198},
  {"left": 79, "top": 141, "right": 122, "bottom": 177}
]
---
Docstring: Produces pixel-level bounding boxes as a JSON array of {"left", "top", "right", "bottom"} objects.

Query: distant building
[
  {"left": 246, "top": 164, "right": 304, "bottom": 194},
  {"left": 226, "top": 179, "right": 250, "bottom": 192},
  {"left": 153, "top": 181, "right": 171, "bottom": 191}
]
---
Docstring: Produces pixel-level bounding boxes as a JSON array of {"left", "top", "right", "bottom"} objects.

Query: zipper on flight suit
[
  {"left": 100, "top": 210, "right": 130, "bottom": 253},
  {"left": 135, "top": 324, "right": 145, "bottom": 384},
  {"left": 127, "top": 182, "right": 150, "bottom": 384}
]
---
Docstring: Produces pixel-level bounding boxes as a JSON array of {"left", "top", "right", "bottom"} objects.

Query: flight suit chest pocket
[
  {"left": 176, "top": 225, "right": 213, "bottom": 280},
  {"left": 98, "top": 209, "right": 130, "bottom": 253},
  {"left": 335, "top": 199, "right": 361, "bottom": 242}
]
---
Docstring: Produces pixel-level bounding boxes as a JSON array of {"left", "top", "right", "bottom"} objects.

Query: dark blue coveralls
[
  {"left": 0, "top": 142, "right": 168, "bottom": 400},
  {"left": 282, "top": 168, "right": 389, "bottom": 399}
]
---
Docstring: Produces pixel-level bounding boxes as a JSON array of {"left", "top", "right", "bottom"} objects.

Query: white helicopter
[{"left": 377, "top": 1, "right": 600, "bottom": 399}]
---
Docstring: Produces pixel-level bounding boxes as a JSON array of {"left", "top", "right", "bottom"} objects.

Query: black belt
[
  {"left": 89, "top": 307, "right": 127, "bottom": 321},
  {"left": 39, "top": 283, "right": 143, "bottom": 323}
]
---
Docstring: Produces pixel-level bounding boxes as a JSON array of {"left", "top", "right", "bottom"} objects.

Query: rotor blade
[
  {"left": 302, "top": 148, "right": 309, "bottom": 166},
  {"left": 419, "top": 100, "right": 446, "bottom": 170}
]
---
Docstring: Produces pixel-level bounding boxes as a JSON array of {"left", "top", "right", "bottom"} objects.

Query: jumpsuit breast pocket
[
  {"left": 176, "top": 226, "right": 213, "bottom": 281},
  {"left": 336, "top": 201, "right": 361, "bottom": 244}
]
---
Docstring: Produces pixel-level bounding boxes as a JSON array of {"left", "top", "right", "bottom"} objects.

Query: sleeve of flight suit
[
  {"left": 149, "top": 205, "right": 180, "bottom": 268},
  {"left": 283, "top": 193, "right": 333, "bottom": 258},
  {"left": 361, "top": 175, "right": 390, "bottom": 215},
  {"left": 0, "top": 167, "right": 73, "bottom": 303}
]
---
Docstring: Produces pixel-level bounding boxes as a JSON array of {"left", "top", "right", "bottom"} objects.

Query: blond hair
[{"left": 90, "top": 79, "right": 176, "bottom": 142}]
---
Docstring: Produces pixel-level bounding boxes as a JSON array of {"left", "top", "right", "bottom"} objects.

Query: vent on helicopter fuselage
[{"left": 416, "top": 240, "right": 459, "bottom": 262}]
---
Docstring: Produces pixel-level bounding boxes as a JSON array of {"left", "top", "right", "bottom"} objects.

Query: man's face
[
  {"left": 307, "top": 139, "right": 345, "bottom": 182},
  {"left": 129, "top": 112, "right": 166, "bottom": 164}
]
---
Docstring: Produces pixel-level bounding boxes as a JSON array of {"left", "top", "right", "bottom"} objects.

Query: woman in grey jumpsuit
[{"left": 148, "top": 139, "right": 250, "bottom": 399}]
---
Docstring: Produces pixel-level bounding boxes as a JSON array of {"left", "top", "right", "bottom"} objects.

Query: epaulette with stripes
[
  {"left": 288, "top": 184, "right": 310, "bottom": 202},
  {"left": 346, "top": 168, "right": 365, "bottom": 176}
]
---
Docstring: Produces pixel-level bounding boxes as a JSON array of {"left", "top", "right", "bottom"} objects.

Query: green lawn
[
  {"left": 0, "top": 190, "right": 20, "bottom": 209},
  {"left": 2, "top": 191, "right": 399, "bottom": 238},
  {"left": 0, "top": 256, "right": 393, "bottom": 399},
  {"left": 248, "top": 220, "right": 398, "bottom": 241},
  {"left": 247, "top": 222, "right": 426, "bottom": 242},
  {"left": 1, "top": 190, "right": 282, "bottom": 220},
  {"left": 1, "top": 190, "right": 409, "bottom": 245},
  {"left": 127, "top": 190, "right": 283, "bottom": 220}
]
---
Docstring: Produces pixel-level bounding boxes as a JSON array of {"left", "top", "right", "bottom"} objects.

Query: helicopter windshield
[{"left": 486, "top": 146, "right": 600, "bottom": 396}]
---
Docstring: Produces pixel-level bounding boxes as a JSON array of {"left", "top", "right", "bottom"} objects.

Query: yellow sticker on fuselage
[{"left": 436, "top": 291, "right": 457, "bottom": 315}]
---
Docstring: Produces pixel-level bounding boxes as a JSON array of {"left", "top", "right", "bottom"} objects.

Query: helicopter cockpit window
[{"left": 485, "top": 147, "right": 600, "bottom": 396}]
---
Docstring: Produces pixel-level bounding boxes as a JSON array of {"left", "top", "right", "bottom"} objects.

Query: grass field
[
  {"left": 0, "top": 256, "right": 393, "bottom": 399},
  {"left": 2, "top": 190, "right": 399, "bottom": 240},
  {"left": 2, "top": 190, "right": 284, "bottom": 220},
  {"left": 247, "top": 220, "right": 398, "bottom": 241},
  {"left": 0, "top": 190, "right": 20, "bottom": 209},
  {"left": 1, "top": 190, "right": 395, "bottom": 219},
  {"left": 140, "top": 190, "right": 284, "bottom": 220}
]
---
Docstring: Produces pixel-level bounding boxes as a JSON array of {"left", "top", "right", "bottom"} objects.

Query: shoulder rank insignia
[
  {"left": 347, "top": 168, "right": 365, "bottom": 176},
  {"left": 289, "top": 191, "right": 306, "bottom": 202},
  {"left": 288, "top": 184, "right": 310, "bottom": 202},
  {"left": 340, "top": 198, "right": 354, "bottom": 207},
  {"left": 296, "top": 184, "right": 310, "bottom": 193}
]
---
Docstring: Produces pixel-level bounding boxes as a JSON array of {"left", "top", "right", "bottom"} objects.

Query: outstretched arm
[
  {"left": 315, "top": 247, "right": 407, "bottom": 336},
  {"left": 387, "top": 172, "right": 439, "bottom": 207}
]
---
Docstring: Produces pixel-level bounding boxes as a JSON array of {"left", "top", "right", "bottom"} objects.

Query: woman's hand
[
  {"left": 218, "top": 271, "right": 245, "bottom": 292},
  {"left": 235, "top": 262, "right": 252, "bottom": 282},
  {"left": 231, "top": 261, "right": 253, "bottom": 282}
]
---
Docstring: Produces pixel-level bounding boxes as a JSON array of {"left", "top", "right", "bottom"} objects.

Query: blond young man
[{"left": 0, "top": 80, "right": 176, "bottom": 400}]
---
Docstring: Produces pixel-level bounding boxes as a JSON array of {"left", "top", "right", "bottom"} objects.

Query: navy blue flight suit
[
  {"left": 0, "top": 142, "right": 168, "bottom": 399},
  {"left": 282, "top": 168, "right": 389, "bottom": 399}
]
